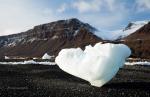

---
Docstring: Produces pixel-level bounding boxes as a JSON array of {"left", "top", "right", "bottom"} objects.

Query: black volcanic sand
[{"left": 0, "top": 64, "right": 149, "bottom": 97}]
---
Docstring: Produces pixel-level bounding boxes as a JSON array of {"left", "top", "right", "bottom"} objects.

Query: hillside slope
[
  {"left": 0, "top": 18, "right": 101, "bottom": 58},
  {"left": 123, "top": 22, "right": 150, "bottom": 58}
]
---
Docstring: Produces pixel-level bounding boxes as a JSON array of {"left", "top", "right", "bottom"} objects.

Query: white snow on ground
[
  {"left": 125, "top": 61, "right": 150, "bottom": 65},
  {"left": 5, "top": 56, "right": 10, "bottom": 59},
  {"left": 95, "top": 20, "right": 149, "bottom": 40},
  {"left": 42, "top": 53, "right": 54, "bottom": 59},
  {"left": 0, "top": 60, "right": 56, "bottom": 65},
  {"left": 55, "top": 42, "right": 131, "bottom": 87}
]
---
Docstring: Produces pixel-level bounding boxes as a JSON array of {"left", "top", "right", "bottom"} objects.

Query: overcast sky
[{"left": 0, "top": 0, "right": 150, "bottom": 36}]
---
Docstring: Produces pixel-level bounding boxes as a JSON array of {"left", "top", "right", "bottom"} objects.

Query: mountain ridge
[
  {"left": 0, "top": 18, "right": 149, "bottom": 59},
  {"left": 0, "top": 18, "right": 101, "bottom": 58},
  {"left": 123, "top": 22, "right": 150, "bottom": 58}
]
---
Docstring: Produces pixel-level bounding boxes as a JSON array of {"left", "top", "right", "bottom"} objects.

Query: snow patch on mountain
[
  {"left": 95, "top": 20, "right": 149, "bottom": 40},
  {"left": 51, "top": 35, "right": 59, "bottom": 39},
  {"left": 74, "top": 30, "right": 79, "bottom": 36},
  {"left": 125, "top": 61, "right": 150, "bottom": 66}
]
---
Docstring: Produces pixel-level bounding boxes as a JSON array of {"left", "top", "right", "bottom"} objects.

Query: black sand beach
[{"left": 0, "top": 63, "right": 149, "bottom": 97}]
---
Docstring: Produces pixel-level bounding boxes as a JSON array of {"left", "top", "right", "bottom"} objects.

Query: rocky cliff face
[{"left": 0, "top": 18, "right": 101, "bottom": 58}]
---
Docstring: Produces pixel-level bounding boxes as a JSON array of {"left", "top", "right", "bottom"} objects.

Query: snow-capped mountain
[
  {"left": 123, "top": 21, "right": 150, "bottom": 59},
  {"left": 95, "top": 20, "right": 149, "bottom": 40},
  {"left": 0, "top": 18, "right": 101, "bottom": 58},
  {"left": 0, "top": 18, "right": 149, "bottom": 59},
  {"left": 100, "top": 20, "right": 150, "bottom": 59}
]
